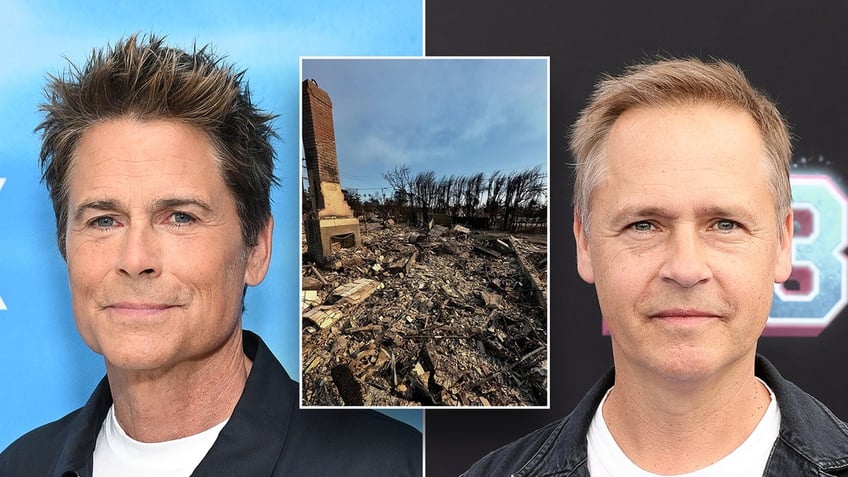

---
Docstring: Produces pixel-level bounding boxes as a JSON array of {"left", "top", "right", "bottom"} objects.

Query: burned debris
[
  {"left": 301, "top": 221, "right": 548, "bottom": 407},
  {"left": 300, "top": 78, "right": 548, "bottom": 407}
]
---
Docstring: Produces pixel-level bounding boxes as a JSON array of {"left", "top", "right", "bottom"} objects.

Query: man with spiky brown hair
[{"left": 0, "top": 34, "right": 421, "bottom": 476}]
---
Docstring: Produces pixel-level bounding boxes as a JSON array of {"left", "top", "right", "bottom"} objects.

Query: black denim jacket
[{"left": 464, "top": 355, "right": 848, "bottom": 477}]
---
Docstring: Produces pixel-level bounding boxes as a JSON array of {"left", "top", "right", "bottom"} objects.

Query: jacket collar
[
  {"left": 516, "top": 355, "right": 848, "bottom": 476},
  {"left": 54, "top": 330, "right": 294, "bottom": 477},
  {"left": 756, "top": 355, "right": 848, "bottom": 472},
  {"left": 513, "top": 366, "right": 611, "bottom": 476},
  {"left": 193, "top": 330, "right": 295, "bottom": 474},
  {"left": 53, "top": 377, "right": 111, "bottom": 476}
]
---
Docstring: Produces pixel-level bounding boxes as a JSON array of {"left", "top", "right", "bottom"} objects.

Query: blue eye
[
  {"left": 173, "top": 212, "right": 193, "bottom": 224},
  {"left": 715, "top": 220, "right": 738, "bottom": 231},
  {"left": 632, "top": 221, "right": 653, "bottom": 232},
  {"left": 93, "top": 216, "right": 114, "bottom": 228}
]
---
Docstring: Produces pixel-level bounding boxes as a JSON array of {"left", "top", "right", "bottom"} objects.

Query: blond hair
[{"left": 570, "top": 57, "right": 791, "bottom": 232}]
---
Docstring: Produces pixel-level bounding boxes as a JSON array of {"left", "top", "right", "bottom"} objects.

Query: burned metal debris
[{"left": 302, "top": 220, "right": 548, "bottom": 407}]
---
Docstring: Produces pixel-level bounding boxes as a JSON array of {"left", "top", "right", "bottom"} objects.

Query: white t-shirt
[
  {"left": 587, "top": 380, "right": 780, "bottom": 477},
  {"left": 92, "top": 405, "right": 228, "bottom": 477}
]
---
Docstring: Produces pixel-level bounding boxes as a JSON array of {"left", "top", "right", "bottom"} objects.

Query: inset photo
[{"left": 300, "top": 57, "right": 549, "bottom": 407}]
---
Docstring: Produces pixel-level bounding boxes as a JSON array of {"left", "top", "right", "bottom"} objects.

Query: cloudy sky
[
  {"left": 0, "top": 0, "right": 422, "bottom": 446},
  {"left": 301, "top": 57, "right": 549, "bottom": 199}
]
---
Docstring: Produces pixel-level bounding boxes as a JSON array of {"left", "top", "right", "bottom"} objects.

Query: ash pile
[{"left": 302, "top": 219, "right": 548, "bottom": 407}]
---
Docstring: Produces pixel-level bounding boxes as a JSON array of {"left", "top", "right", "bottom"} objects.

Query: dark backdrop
[{"left": 424, "top": 1, "right": 848, "bottom": 475}]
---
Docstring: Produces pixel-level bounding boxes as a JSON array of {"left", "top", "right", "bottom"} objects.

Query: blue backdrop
[{"left": 0, "top": 0, "right": 423, "bottom": 449}]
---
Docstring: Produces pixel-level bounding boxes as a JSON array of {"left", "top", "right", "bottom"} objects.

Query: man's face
[
  {"left": 574, "top": 103, "right": 793, "bottom": 381},
  {"left": 65, "top": 119, "right": 271, "bottom": 373}
]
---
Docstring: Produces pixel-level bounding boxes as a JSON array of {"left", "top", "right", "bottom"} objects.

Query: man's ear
[
  {"left": 245, "top": 216, "right": 273, "bottom": 286},
  {"left": 774, "top": 209, "right": 794, "bottom": 284},
  {"left": 574, "top": 209, "right": 595, "bottom": 284}
]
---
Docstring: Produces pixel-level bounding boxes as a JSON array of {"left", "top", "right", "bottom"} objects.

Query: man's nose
[
  {"left": 117, "top": 224, "right": 161, "bottom": 277},
  {"left": 658, "top": 228, "right": 712, "bottom": 288}
]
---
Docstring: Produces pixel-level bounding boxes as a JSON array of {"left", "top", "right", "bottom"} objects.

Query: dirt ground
[{"left": 301, "top": 220, "right": 548, "bottom": 407}]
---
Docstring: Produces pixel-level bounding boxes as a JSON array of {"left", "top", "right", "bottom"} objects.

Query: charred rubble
[{"left": 301, "top": 219, "right": 548, "bottom": 407}]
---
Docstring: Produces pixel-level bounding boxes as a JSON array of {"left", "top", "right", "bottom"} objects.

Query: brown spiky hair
[{"left": 37, "top": 33, "right": 278, "bottom": 258}]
